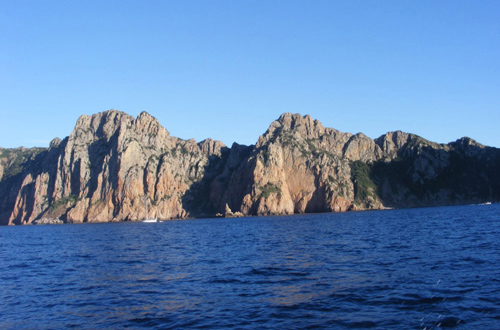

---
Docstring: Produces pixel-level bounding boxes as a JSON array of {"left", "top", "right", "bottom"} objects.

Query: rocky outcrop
[
  {"left": 1, "top": 110, "right": 499, "bottom": 225},
  {"left": 209, "top": 113, "right": 384, "bottom": 216},
  {"left": 1, "top": 110, "right": 225, "bottom": 225}
]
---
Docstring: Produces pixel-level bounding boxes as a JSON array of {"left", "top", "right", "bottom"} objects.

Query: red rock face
[
  {"left": 3, "top": 110, "right": 225, "bottom": 224},
  {"left": 223, "top": 113, "right": 385, "bottom": 217},
  {"left": 1, "top": 111, "right": 498, "bottom": 225}
]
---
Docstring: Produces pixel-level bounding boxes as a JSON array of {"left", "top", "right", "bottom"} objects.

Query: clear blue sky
[{"left": 1, "top": 0, "right": 499, "bottom": 148}]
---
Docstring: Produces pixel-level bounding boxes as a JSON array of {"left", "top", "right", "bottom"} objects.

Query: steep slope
[
  {"left": 210, "top": 113, "right": 386, "bottom": 216},
  {"left": 1, "top": 110, "right": 499, "bottom": 225},
  {"left": 210, "top": 113, "right": 500, "bottom": 215},
  {"left": 372, "top": 135, "right": 500, "bottom": 207},
  {"left": 1, "top": 110, "right": 225, "bottom": 225},
  {"left": 0, "top": 147, "right": 47, "bottom": 223},
  {"left": 0, "top": 147, "right": 46, "bottom": 182}
]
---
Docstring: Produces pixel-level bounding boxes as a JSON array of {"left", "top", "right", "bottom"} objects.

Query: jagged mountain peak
[
  {"left": 257, "top": 113, "right": 384, "bottom": 162},
  {"left": 49, "top": 137, "right": 63, "bottom": 149},
  {"left": 374, "top": 130, "right": 448, "bottom": 159},
  {"left": 75, "top": 109, "right": 133, "bottom": 125},
  {"left": 277, "top": 112, "right": 315, "bottom": 125},
  {"left": 257, "top": 113, "right": 328, "bottom": 147},
  {"left": 451, "top": 136, "right": 483, "bottom": 148},
  {"left": 198, "top": 138, "right": 226, "bottom": 156},
  {"left": 448, "top": 136, "right": 489, "bottom": 158},
  {"left": 71, "top": 110, "right": 133, "bottom": 142},
  {"left": 1, "top": 109, "right": 499, "bottom": 225},
  {"left": 135, "top": 111, "right": 163, "bottom": 131},
  {"left": 275, "top": 112, "right": 324, "bottom": 132},
  {"left": 73, "top": 109, "right": 161, "bottom": 132},
  {"left": 68, "top": 110, "right": 174, "bottom": 151}
]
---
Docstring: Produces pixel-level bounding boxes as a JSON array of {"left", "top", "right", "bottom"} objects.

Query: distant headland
[{"left": 1, "top": 110, "right": 499, "bottom": 225}]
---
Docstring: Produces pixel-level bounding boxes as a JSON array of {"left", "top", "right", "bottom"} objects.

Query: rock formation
[{"left": 1, "top": 110, "right": 499, "bottom": 225}]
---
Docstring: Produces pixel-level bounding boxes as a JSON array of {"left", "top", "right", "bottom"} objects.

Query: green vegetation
[
  {"left": 161, "top": 195, "right": 172, "bottom": 201},
  {"left": 280, "top": 132, "right": 300, "bottom": 150},
  {"left": 49, "top": 195, "right": 80, "bottom": 211},
  {"left": 180, "top": 145, "right": 188, "bottom": 156},
  {"left": 259, "top": 183, "right": 281, "bottom": 199},
  {"left": 168, "top": 143, "right": 193, "bottom": 158},
  {"left": 350, "top": 160, "right": 377, "bottom": 203},
  {"left": 280, "top": 135, "right": 336, "bottom": 161},
  {"left": 370, "top": 158, "right": 406, "bottom": 196},
  {"left": 305, "top": 139, "right": 316, "bottom": 152},
  {"left": 367, "top": 144, "right": 500, "bottom": 206},
  {"left": 261, "top": 149, "right": 271, "bottom": 164},
  {"left": 0, "top": 148, "right": 45, "bottom": 181}
]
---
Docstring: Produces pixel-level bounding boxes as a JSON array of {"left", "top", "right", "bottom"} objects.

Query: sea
[{"left": 1, "top": 204, "right": 499, "bottom": 329}]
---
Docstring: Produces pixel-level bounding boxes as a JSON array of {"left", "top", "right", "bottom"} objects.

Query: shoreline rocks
[{"left": 1, "top": 110, "right": 499, "bottom": 225}]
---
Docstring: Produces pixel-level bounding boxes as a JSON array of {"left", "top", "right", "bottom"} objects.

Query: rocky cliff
[{"left": 1, "top": 110, "right": 499, "bottom": 225}]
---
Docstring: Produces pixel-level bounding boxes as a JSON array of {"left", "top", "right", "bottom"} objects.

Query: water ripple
[{"left": 1, "top": 204, "right": 499, "bottom": 329}]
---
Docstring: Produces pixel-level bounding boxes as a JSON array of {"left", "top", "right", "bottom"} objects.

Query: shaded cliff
[{"left": 1, "top": 111, "right": 499, "bottom": 225}]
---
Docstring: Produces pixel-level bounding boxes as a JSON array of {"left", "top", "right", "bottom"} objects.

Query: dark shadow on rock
[
  {"left": 182, "top": 143, "right": 255, "bottom": 218},
  {"left": 87, "top": 130, "right": 120, "bottom": 200},
  {"left": 181, "top": 147, "right": 230, "bottom": 217},
  {"left": 371, "top": 142, "right": 500, "bottom": 208},
  {"left": 0, "top": 144, "right": 62, "bottom": 224},
  {"left": 305, "top": 174, "right": 327, "bottom": 213}
]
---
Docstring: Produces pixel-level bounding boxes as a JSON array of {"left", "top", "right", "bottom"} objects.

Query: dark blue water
[{"left": 1, "top": 205, "right": 500, "bottom": 329}]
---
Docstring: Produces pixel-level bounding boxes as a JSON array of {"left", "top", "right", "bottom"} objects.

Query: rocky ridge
[{"left": 1, "top": 110, "right": 499, "bottom": 225}]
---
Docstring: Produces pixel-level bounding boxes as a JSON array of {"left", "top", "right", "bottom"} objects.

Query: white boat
[
  {"left": 141, "top": 196, "right": 161, "bottom": 222},
  {"left": 141, "top": 218, "right": 159, "bottom": 223}
]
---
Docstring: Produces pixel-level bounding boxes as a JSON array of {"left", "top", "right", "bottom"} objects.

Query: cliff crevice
[{"left": 1, "top": 110, "right": 499, "bottom": 225}]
